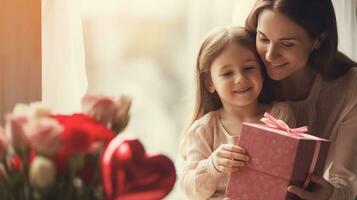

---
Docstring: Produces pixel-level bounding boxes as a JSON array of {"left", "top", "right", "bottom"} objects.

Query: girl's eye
[
  {"left": 244, "top": 66, "right": 256, "bottom": 71},
  {"left": 221, "top": 72, "right": 233, "bottom": 76}
]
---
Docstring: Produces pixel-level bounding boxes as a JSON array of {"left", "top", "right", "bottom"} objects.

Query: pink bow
[{"left": 260, "top": 112, "right": 308, "bottom": 137}]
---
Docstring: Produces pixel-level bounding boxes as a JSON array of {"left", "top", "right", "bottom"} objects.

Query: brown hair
[
  {"left": 189, "top": 26, "right": 273, "bottom": 128},
  {"left": 245, "top": 0, "right": 356, "bottom": 80}
]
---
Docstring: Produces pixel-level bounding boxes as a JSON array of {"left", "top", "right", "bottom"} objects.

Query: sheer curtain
[
  {"left": 169, "top": 1, "right": 239, "bottom": 199},
  {"left": 232, "top": 0, "right": 255, "bottom": 26},
  {"left": 332, "top": 0, "right": 357, "bottom": 61},
  {"left": 42, "top": 0, "right": 87, "bottom": 113}
]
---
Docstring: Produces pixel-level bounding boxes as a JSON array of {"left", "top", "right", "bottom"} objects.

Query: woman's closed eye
[
  {"left": 257, "top": 34, "right": 269, "bottom": 43},
  {"left": 281, "top": 41, "right": 294, "bottom": 48}
]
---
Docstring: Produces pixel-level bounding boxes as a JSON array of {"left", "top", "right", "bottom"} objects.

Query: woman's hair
[
  {"left": 245, "top": 0, "right": 356, "bottom": 80},
  {"left": 188, "top": 26, "right": 273, "bottom": 128}
]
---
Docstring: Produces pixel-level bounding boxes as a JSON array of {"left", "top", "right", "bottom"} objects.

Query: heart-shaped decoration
[{"left": 102, "top": 134, "right": 176, "bottom": 200}]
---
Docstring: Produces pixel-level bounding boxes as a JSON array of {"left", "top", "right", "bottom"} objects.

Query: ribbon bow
[{"left": 260, "top": 112, "right": 308, "bottom": 137}]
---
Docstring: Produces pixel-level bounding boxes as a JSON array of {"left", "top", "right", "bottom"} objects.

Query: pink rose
[
  {"left": 111, "top": 96, "right": 131, "bottom": 133},
  {"left": 81, "top": 95, "right": 131, "bottom": 133},
  {"left": 5, "top": 115, "right": 29, "bottom": 152},
  {"left": 24, "top": 118, "right": 63, "bottom": 156},
  {"left": 82, "top": 95, "right": 119, "bottom": 125},
  {"left": 0, "top": 127, "right": 8, "bottom": 160}
]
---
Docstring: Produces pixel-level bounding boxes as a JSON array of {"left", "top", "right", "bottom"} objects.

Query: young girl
[{"left": 178, "top": 26, "right": 296, "bottom": 199}]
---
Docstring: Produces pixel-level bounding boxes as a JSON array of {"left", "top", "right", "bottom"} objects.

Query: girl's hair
[
  {"left": 245, "top": 0, "right": 357, "bottom": 81},
  {"left": 188, "top": 26, "right": 273, "bottom": 128}
]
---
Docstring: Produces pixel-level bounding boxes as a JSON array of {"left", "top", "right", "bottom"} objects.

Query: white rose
[
  {"left": 29, "top": 102, "right": 51, "bottom": 119},
  {"left": 29, "top": 156, "right": 56, "bottom": 189},
  {"left": 12, "top": 102, "right": 51, "bottom": 120},
  {"left": 12, "top": 103, "right": 30, "bottom": 116}
]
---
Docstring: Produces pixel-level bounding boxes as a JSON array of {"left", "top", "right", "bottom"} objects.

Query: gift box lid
[{"left": 237, "top": 122, "right": 330, "bottom": 182}]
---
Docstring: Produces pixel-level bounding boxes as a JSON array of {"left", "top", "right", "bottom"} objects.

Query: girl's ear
[
  {"left": 204, "top": 73, "right": 216, "bottom": 93},
  {"left": 313, "top": 32, "right": 327, "bottom": 50}
]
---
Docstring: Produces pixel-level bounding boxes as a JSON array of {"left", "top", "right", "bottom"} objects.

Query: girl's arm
[{"left": 179, "top": 124, "right": 224, "bottom": 199}]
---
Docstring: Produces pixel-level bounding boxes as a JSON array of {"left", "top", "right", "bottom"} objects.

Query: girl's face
[
  {"left": 256, "top": 9, "right": 317, "bottom": 80},
  {"left": 208, "top": 42, "right": 263, "bottom": 108}
]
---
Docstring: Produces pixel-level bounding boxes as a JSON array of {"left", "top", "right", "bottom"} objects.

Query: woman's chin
[{"left": 267, "top": 71, "right": 288, "bottom": 81}]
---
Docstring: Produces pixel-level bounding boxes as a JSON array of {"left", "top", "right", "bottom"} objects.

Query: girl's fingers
[
  {"left": 222, "top": 144, "right": 246, "bottom": 153},
  {"left": 217, "top": 166, "right": 241, "bottom": 174},
  {"left": 216, "top": 158, "right": 245, "bottom": 168},
  {"left": 217, "top": 150, "right": 250, "bottom": 162}
]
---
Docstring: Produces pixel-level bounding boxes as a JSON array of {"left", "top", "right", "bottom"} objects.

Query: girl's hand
[
  {"left": 211, "top": 144, "right": 250, "bottom": 174},
  {"left": 287, "top": 174, "right": 333, "bottom": 200}
]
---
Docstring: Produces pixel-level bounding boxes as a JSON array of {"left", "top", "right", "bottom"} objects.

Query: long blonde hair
[{"left": 189, "top": 26, "right": 270, "bottom": 128}]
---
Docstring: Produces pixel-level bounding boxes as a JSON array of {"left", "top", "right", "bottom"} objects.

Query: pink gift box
[{"left": 225, "top": 122, "right": 330, "bottom": 200}]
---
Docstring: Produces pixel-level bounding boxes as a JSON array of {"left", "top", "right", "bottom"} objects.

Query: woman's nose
[{"left": 265, "top": 44, "right": 280, "bottom": 62}]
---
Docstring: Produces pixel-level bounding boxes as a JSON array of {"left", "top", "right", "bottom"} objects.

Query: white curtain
[
  {"left": 42, "top": 0, "right": 87, "bottom": 113},
  {"left": 169, "top": 2, "right": 238, "bottom": 199},
  {"left": 232, "top": 0, "right": 255, "bottom": 26},
  {"left": 332, "top": 0, "right": 357, "bottom": 61},
  {"left": 185, "top": 0, "right": 244, "bottom": 115}
]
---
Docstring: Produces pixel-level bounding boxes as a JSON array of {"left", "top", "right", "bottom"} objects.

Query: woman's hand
[
  {"left": 288, "top": 174, "right": 333, "bottom": 200},
  {"left": 211, "top": 144, "right": 250, "bottom": 174}
]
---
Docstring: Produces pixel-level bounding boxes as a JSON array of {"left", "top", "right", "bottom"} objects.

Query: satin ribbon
[
  {"left": 260, "top": 112, "right": 308, "bottom": 137},
  {"left": 260, "top": 112, "right": 321, "bottom": 189}
]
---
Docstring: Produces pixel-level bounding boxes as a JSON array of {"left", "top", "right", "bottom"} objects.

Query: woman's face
[{"left": 256, "top": 9, "right": 318, "bottom": 80}]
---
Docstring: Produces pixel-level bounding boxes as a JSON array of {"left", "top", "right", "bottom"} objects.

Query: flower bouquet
[{"left": 0, "top": 95, "right": 176, "bottom": 200}]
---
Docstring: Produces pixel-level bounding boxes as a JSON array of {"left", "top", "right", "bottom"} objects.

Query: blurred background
[
  {"left": 82, "top": 0, "right": 255, "bottom": 159},
  {"left": 41, "top": 1, "right": 255, "bottom": 198},
  {"left": 42, "top": 0, "right": 256, "bottom": 160}
]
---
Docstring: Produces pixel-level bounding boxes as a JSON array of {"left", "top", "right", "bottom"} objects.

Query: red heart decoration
[{"left": 102, "top": 134, "right": 176, "bottom": 200}]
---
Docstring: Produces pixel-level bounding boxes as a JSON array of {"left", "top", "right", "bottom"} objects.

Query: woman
[{"left": 245, "top": 0, "right": 357, "bottom": 199}]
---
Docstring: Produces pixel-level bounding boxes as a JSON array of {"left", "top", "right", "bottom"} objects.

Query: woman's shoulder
[
  {"left": 321, "top": 67, "right": 357, "bottom": 99},
  {"left": 325, "top": 67, "right": 357, "bottom": 88},
  {"left": 339, "top": 66, "right": 357, "bottom": 81},
  {"left": 315, "top": 67, "right": 357, "bottom": 114}
]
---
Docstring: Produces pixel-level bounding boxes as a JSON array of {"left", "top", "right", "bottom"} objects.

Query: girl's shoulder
[
  {"left": 188, "top": 110, "right": 220, "bottom": 132},
  {"left": 180, "top": 111, "right": 220, "bottom": 153}
]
